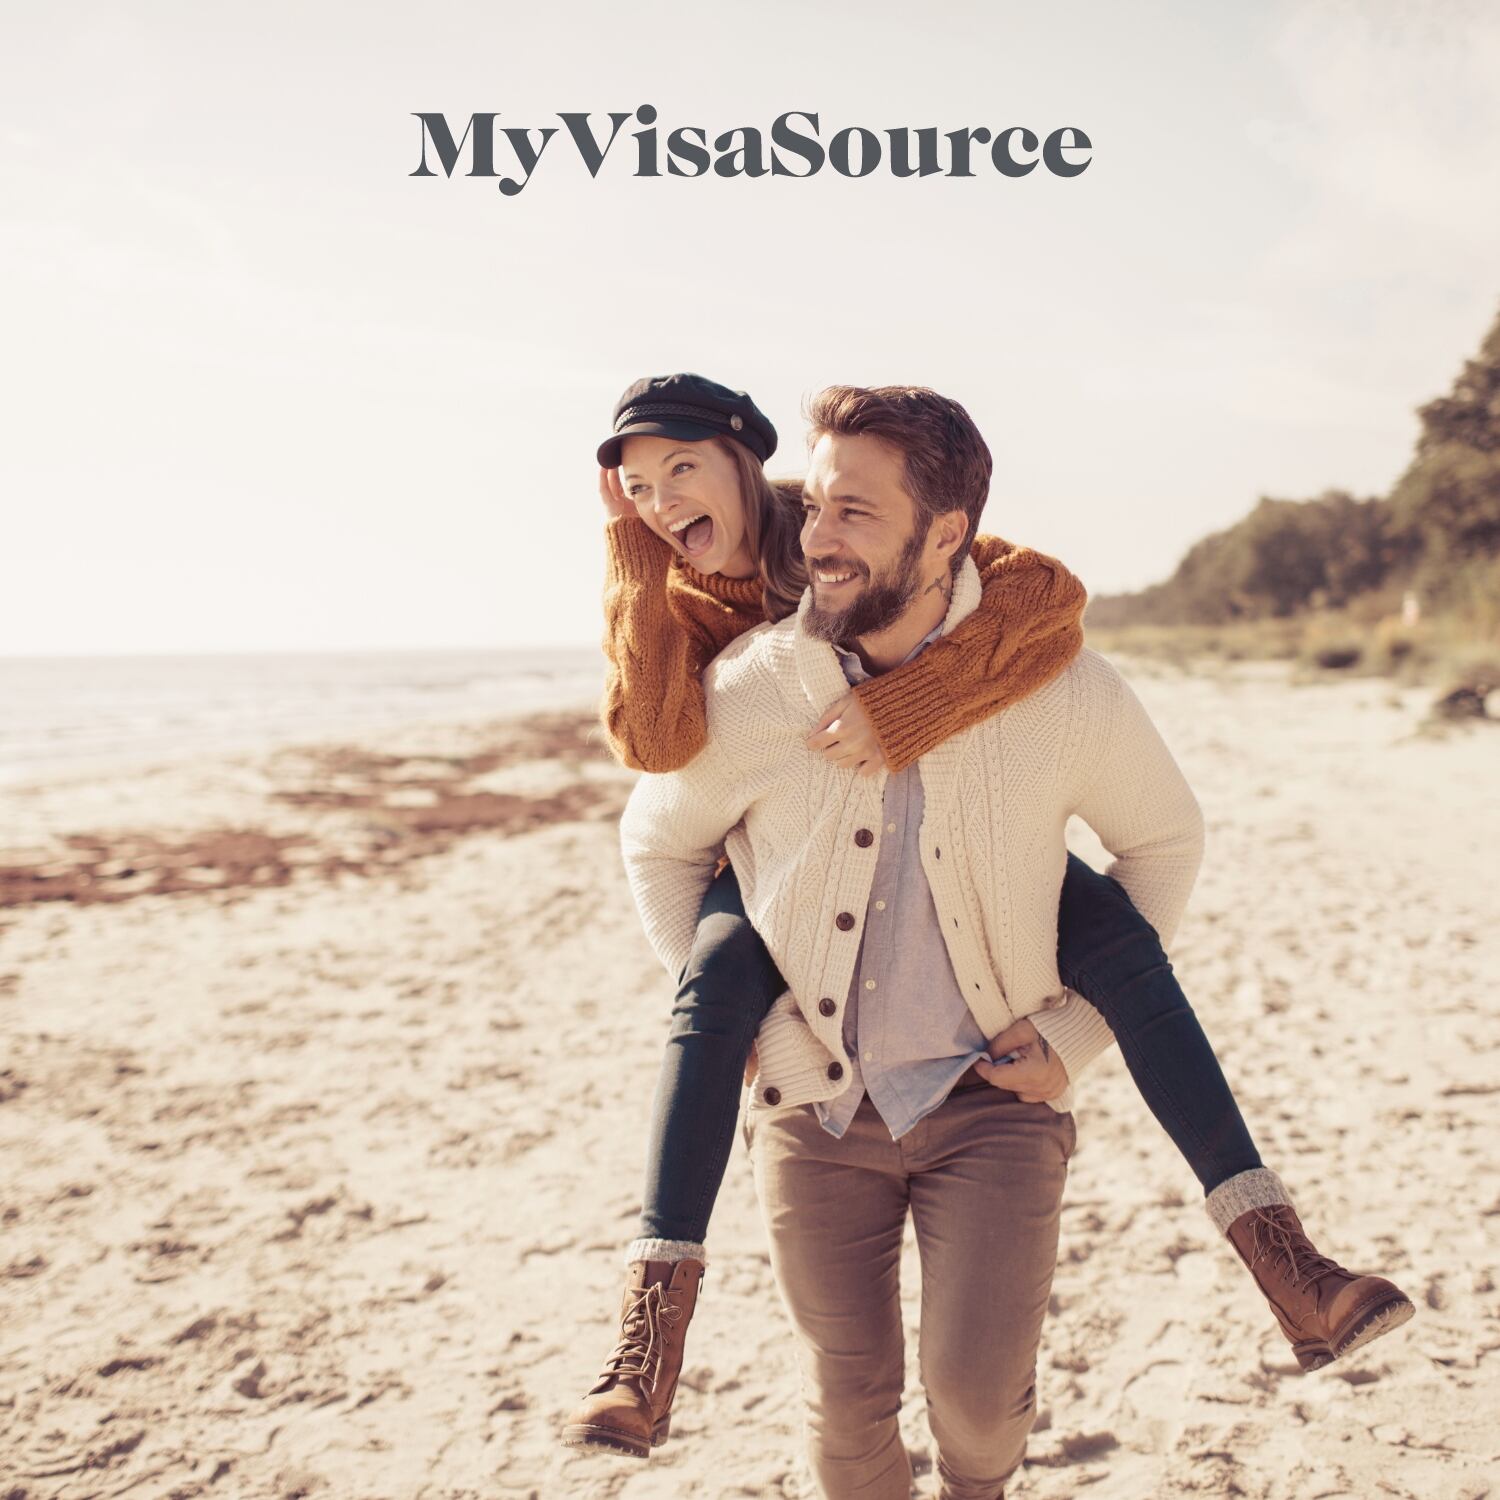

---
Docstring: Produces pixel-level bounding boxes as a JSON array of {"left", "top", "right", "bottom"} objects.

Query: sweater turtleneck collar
[{"left": 674, "top": 556, "right": 765, "bottom": 610}]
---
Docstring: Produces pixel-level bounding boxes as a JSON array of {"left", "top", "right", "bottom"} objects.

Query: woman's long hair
[{"left": 714, "top": 437, "right": 807, "bottom": 622}]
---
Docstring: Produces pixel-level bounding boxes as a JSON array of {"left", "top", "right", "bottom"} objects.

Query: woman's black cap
[{"left": 596, "top": 372, "right": 777, "bottom": 468}]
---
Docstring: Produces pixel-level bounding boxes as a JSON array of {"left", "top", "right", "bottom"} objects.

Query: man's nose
[{"left": 803, "top": 507, "right": 840, "bottom": 552}]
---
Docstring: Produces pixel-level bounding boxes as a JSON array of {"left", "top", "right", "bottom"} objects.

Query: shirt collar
[{"left": 834, "top": 619, "right": 945, "bottom": 687}]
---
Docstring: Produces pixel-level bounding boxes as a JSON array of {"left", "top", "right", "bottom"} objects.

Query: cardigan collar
[{"left": 792, "top": 553, "right": 982, "bottom": 715}]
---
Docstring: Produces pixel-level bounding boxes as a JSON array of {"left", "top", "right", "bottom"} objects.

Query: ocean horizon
[{"left": 0, "top": 648, "right": 606, "bottom": 783}]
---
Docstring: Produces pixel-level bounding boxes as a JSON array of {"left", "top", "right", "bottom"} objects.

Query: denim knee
[
  {"left": 1056, "top": 859, "right": 1169, "bottom": 997},
  {"left": 684, "top": 902, "right": 767, "bottom": 977},
  {"left": 671, "top": 916, "right": 783, "bottom": 1042}
]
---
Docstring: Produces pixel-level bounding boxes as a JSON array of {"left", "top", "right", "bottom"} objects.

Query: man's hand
[
  {"left": 805, "top": 692, "right": 887, "bottom": 777},
  {"left": 599, "top": 465, "right": 635, "bottom": 520},
  {"left": 973, "top": 1018, "right": 1069, "bottom": 1103}
]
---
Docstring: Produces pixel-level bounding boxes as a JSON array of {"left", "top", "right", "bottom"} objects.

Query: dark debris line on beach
[{"left": 0, "top": 712, "right": 628, "bottom": 911}]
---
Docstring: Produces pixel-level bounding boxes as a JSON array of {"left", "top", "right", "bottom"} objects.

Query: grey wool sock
[
  {"left": 1204, "top": 1167, "right": 1297, "bottom": 1236},
  {"left": 626, "top": 1237, "right": 708, "bottom": 1268}
]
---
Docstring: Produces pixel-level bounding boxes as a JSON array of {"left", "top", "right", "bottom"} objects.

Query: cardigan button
[
  {"left": 854, "top": 828, "right": 874, "bottom": 847},
  {"left": 818, "top": 997, "right": 837, "bottom": 1017},
  {"left": 763, "top": 1086, "right": 782, "bottom": 1106},
  {"left": 835, "top": 911, "right": 856, "bottom": 932},
  {"left": 827, "top": 1062, "right": 844, "bottom": 1081}
]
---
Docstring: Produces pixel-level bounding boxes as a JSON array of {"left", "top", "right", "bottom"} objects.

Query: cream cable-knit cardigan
[{"left": 619, "top": 554, "right": 1206, "bottom": 1118}]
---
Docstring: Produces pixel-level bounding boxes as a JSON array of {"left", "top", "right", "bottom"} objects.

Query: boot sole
[
  {"left": 559, "top": 1423, "right": 649, "bottom": 1459},
  {"left": 558, "top": 1416, "right": 671, "bottom": 1459},
  {"left": 1294, "top": 1293, "right": 1416, "bottom": 1372}
]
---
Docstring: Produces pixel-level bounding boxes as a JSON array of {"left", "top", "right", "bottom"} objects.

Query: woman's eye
[
  {"left": 673, "top": 461, "right": 694, "bottom": 475},
  {"left": 626, "top": 485, "right": 645, "bottom": 498}
]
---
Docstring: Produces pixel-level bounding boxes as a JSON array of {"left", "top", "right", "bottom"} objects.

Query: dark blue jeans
[{"left": 636, "top": 852, "right": 1262, "bottom": 1243}]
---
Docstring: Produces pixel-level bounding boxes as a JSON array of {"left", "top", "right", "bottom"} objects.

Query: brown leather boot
[
  {"left": 559, "top": 1258, "right": 705, "bottom": 1458},
  {"left": 1225, "top": 1204, "right": 1414, "bottom": 1371}
]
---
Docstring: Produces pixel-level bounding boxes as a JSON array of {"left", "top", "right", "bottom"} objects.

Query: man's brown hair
[{"left": 804, "top": 385, "right": 992, "bottom": 577}]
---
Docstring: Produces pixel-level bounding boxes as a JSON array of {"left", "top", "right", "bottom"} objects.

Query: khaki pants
[{"left": 747, "top": 1078, "right": 1075, "bottom": 1500}]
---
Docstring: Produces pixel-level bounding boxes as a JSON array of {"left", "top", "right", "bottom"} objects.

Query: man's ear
[{"left": 932, "top": 509, "right": 969, "bottom": 564}]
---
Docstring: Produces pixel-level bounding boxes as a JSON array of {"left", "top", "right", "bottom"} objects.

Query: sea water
[{"left": 0, "top": 649, "right": 605, "bottom": 784}]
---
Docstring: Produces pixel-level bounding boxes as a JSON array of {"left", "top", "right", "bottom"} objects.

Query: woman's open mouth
[{"left": 667, "top": 512, "right": 715, "bottom": 558}]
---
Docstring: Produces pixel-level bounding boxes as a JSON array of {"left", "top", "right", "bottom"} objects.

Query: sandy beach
[{"left": 1, "top": 662, "right": 1497, "bottom": 1499}]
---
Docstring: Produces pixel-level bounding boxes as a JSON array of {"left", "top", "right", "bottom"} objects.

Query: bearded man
[{"left": 617, "top": 384, "right": 1205, "bottom": 1499}]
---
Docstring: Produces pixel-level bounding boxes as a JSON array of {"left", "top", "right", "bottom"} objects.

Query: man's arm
[
  {"left": 1072, "top": 663, "right": 1205, "bottom": 945},
  {"left": 618, "top": 728, "right": 752, "bottom": 986},
  {"left": 1029, "top": 658, "right": 1206, "bottom": 1087}
]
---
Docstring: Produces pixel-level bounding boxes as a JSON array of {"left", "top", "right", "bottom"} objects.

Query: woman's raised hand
[
  {"left": 805, "top": 692, "right": 889, "bottom": 778},
  {"left": 599, "top": 466, "right": 635, "bottom": 520}
]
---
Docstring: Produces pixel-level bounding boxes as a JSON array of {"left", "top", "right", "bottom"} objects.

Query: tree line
[{"left": 1088, "top": 305, "right": 1500, "bottom": 627}]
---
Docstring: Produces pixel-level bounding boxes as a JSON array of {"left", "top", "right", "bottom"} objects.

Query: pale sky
[{"left": 3, "top": 0, "right": 1498, "bottom": 654}]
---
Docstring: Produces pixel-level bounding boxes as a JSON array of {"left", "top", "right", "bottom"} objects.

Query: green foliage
[
  {"left": 1088, "top": 491, "right": 1395, "bottom": 625},
  {"left": 1391, "top": 446, "right": 1500, "bottom": 583},
  {"left": 1092, "top": 303, "right": 1500, "bottom": 630}
]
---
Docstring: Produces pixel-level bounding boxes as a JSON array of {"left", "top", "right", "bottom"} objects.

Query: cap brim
[{"left": 596, "top": 419, "right": 721, "bottom": 470}]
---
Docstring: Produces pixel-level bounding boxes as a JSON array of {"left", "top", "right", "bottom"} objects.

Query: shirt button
[
  {"left": 763, "top": 1086, "right": 782, "bottom": 1106},
  {"left": 818, "top": 997, "right": 837, "bottom": 1017},
  {"left": 854, "top": 828, "right": 874, "bottom": 847},
  {"left": 865, "top": 979, "right": 876, "bottom": 990},
  {"left": 835, "top": 911, "right": 855, "bottom": 932},
  {"left": 826, "top": 1062, "right": 844, "bottom": 1081},
  {"left": 875, "top": 899, "right": 887, "bottom": 911},
  {"left": 886, "top": 822, "right": 896, "bottom": 833},
  {"left": 863, "top": 1051, "right": 874, "bottom": 1062}
]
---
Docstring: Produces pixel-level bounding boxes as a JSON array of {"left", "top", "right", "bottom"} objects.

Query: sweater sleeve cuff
[
  {"left": 848, "top": 668, "right": 933, "bottom": 773},
  {"left": 1029, "top": 990, "right": 1116, "bottom": 1088}
]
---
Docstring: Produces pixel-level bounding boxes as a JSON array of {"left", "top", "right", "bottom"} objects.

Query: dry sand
[{"left": 1, "top": 665, "right": 1497, "bottom": 1499}]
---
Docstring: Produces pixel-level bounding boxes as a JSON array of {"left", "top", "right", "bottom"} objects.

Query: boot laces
[
  {"left": 601, "top": 1281, "right": 684, "bottom": 1393},
  {"left": 1248, "top": 1208, "right": 1343, "bottom": 1288}
]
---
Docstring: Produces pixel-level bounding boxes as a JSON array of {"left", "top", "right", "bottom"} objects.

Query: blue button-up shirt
[{"left": 815, "top": 622, "right": 996, "bottom": 1141}]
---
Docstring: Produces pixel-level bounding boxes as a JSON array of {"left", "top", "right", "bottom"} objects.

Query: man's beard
[{"left": 804, "top": 518, "right": 931, "bottom": 645}]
